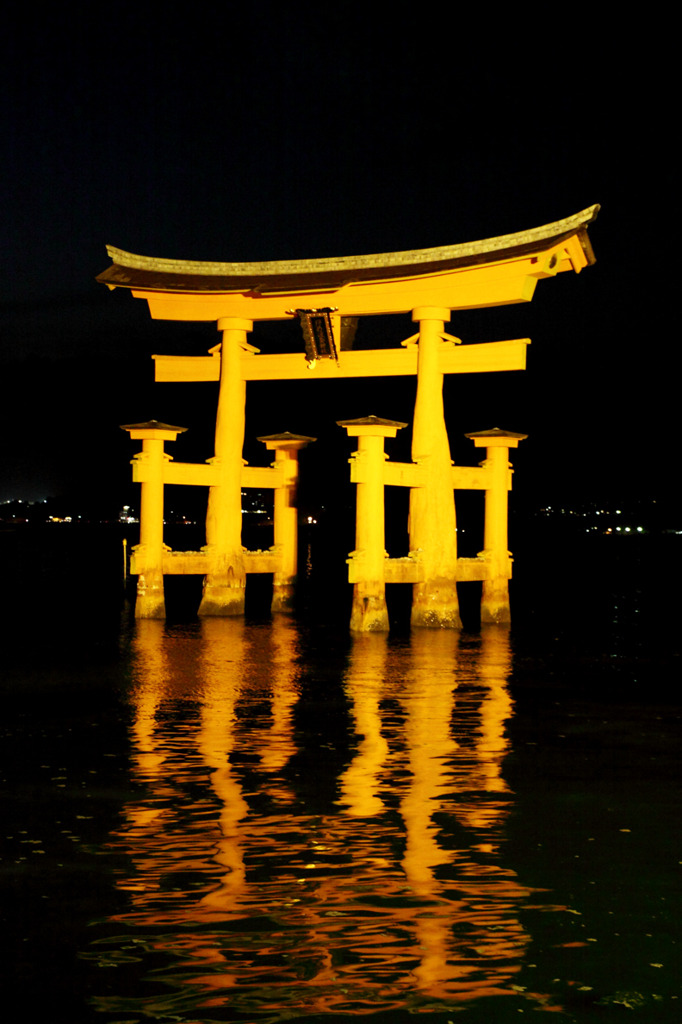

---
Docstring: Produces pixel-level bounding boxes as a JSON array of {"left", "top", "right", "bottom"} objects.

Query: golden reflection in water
[
  {"left": 401, "top": 631, "right": 463, "bottom": 998},
  {"left": 96, "top": 622, "right": 549, "bottom": 1018},
  {"left": 338, "top": 633, "right": 390, "bottom": 817},
  {"left": 336, "top": 627, "right": 529, "bottom": 1004},
  {"left": 196, "top": 620, "right": 250, "bottom": 910},
  {"left": 118, "top": 617, "right": 302, "bottom": 927},
  {"left": 127, "top": 621, "right": 169, "bottom": 827}
]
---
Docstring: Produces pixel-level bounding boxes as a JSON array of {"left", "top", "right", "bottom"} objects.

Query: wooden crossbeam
[
  {"left": 131, "top": 459, "right": 283, "bottom": 489},
  {"left": 346, "top": 554, "right": 497, "bottom": 584},
  {"left": 153, "top": 338, "right": 529, "bottom": 383}
]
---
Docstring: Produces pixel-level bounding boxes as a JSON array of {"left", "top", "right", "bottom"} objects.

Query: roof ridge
[{"left": 104, "top": 205, "right": 599, "bottom": 277}]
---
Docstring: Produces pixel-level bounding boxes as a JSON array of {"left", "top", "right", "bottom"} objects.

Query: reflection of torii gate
[{"left": 99, "top": 205, "right": 598, "bottom": 629}]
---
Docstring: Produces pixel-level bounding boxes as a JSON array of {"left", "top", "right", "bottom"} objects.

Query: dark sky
[{"left": 1, "top": 6, "right": 676, "bottom": 512}]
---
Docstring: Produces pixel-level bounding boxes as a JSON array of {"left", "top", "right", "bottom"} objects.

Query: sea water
[{"left": 1, "top": 527, "right": 680, "bottom": 1022}]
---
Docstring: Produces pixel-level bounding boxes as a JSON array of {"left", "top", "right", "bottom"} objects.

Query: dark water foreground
[{"left": 1, "top": 528, "right": 681, "bottom": 1023}]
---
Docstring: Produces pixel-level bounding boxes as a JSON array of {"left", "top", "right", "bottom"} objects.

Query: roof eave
[{"left": 96, "top": 205, "right": 599, "bottom": 295}]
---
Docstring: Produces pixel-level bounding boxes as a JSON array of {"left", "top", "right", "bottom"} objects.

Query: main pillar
[
  {"left": 199, "top": 317, "right": 253, "bottom": 616},
  {"left": 339, "top": 416, "right": 406, "bottom": 632},
  {"left": 465, "top": 428, "right": 527, "bottom": 624},
  {"left": 121, "top": 420, "right": 186, "bottom": 619},
  {"left": 409, "top": 307, "right": 462, "bottom": 628},
  {"left": 257, "top": 432, "right": 315, "bottom": 613}
]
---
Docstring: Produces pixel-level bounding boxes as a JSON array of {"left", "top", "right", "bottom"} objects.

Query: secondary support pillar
[
  {"left": 257, "top": 432, "right": 316, "bottom": 613},
  {"left": 199, "top": 317, "right": 254, "bottom": 616},
  {"left": 409, "top": 307, "right": 461, "bottom": 628},
  {"left": 339, "top": 416, "right": 406, "bottom": 632},
  {"left": 121, "top": 420, "right": 187, "bottom": 619},
  {"left": 465, "top": 428, "right": 527, "bottom": 624}
]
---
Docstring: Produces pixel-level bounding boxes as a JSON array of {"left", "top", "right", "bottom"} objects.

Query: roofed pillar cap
[
  {"left": 337, "top": 415, "right": 407, "bottom": 438},
  {"left": 465, "top": 427, "right": 528, "bottom": 448},
  {"left": 257, "top": 431, "right": 316, "bottom": 450},
  {"left": 121, "top": 419, "right": 187, "bottom": 442}
]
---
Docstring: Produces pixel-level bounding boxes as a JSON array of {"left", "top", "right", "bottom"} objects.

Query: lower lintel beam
[
  {"left": 153, "top": 339, "right": 529, "bottom": 384},
  {"left": 156, "top": 549, "right": 284, "bottom": 575}
]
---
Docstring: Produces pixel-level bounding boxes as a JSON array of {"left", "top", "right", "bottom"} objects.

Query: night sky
[{"left": 1, "top": 6, "right": 675, "bottom": 517}]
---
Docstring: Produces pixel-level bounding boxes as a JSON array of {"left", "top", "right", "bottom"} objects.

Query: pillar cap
[
  {"left": 121, "top": 419, "right": 187, "bottom": 442},
  {"left": 257, "top": 431, "right": 316, "bottom": 450},
  {"left": 411, "top": 306, "right": 451, "bottom": 322},
  {"left": 216, "top": 316, "right": 253, "bottom": 333},
  {"left": 337, "top": 414, "right": 407, "bottom": 438},
  {"left": 465, "top": 427, "right": 527, "bottom": 448}
]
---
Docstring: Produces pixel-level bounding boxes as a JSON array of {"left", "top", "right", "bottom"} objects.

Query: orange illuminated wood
[
  {"left": 153, "top": 339, "right": 529, "bottom": 383},
  {"left": 113, "top": 209, "right": 597, "bottom": 629},
  {"left": 98, "top": 206, "right": 598, "bottom": 324}
]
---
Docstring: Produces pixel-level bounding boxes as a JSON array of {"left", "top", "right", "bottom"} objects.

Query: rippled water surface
[{"left": 2, "top": 530, "right": 681, "bottom": 1022}]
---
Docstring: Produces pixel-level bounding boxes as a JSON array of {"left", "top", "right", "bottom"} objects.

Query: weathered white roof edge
[{"left": 105, "top": 205, "right": 599, "bottom": 278}]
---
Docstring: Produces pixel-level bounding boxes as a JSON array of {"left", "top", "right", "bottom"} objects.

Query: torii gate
[{"left": 99, "top": 205, "right": 598, "bottom": 629}]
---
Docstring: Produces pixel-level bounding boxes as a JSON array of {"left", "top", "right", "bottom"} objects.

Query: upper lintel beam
[
  {"left": 97, "top": 206, "right": 597, "bottom": 321},
  {"left": 133, "top": 257, "right": 544, "bottom": 321}
]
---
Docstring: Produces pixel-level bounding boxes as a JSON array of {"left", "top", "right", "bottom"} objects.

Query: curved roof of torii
[{"left": 97, "top": 205, "right": 599, "bottom": 295}]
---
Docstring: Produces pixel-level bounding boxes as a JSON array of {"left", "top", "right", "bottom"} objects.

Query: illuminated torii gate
[{"left": 99, "top": 205, "right": 598, "bottom": 627}]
